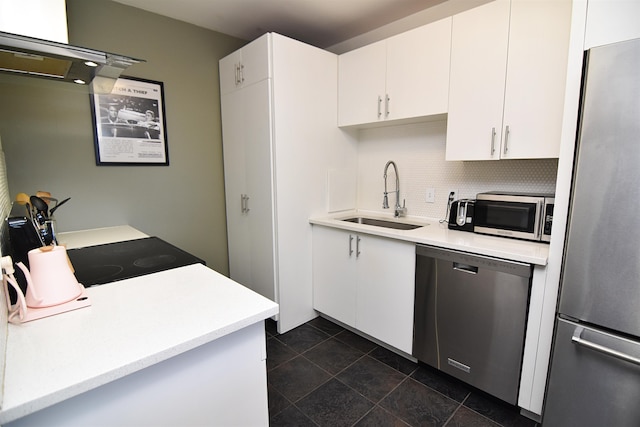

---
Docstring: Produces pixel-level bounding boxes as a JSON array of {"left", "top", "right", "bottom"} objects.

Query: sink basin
[{"left": 341, "top": 217, "right": 424, "bottom": 230}]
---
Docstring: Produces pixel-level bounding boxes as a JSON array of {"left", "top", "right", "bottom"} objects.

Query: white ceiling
[{"left": 111, "top": 0, "right": 451, "bottom": 50}]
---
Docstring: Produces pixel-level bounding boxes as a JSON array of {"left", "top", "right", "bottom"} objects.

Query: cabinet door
[
  {"left": 221, "top": 88, "right": 251, "bottom": 287},
  {"left": 219, "top": 35, "right": 270, "bottom": 96},
  {"left": 338, "top": 41, "right": 387, "bottom": 127},
  {"left": 584, "top": 0, "right": 640, "bottom": 49},
  {"left": 312, "top": 226, "right": 357, "bottom": 327},
  {"left": 386, "top": 17, "right": 452, "bottom": 121},
  {"left": 500, "top": 0, "right": 572, "bottom": 159},
  {"left": 219, "top": 50, "right": 242, "bottom": 96},
  {"left": 221, "top": 79, "right": 276, "bottom": 302},
  {"left": 356, "top": 235, "right": 415, "bottom": 354},
  {"left": 239, "top": 34, "right": 271, "bottom": 88},
  {"left": 445, "top": 0, "right": 511, "bottom": 161},
  {"left": 244, "top": 79, "right": 276, "bottom": 302}
]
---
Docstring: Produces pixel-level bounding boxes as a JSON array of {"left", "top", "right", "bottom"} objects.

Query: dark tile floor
[{"left": 266, "top": 317, "right": 539, "bottom": 427}]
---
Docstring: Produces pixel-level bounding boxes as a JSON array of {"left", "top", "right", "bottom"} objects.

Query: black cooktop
[{"left": 66, "top": 237, "right": 205, "bottom": 287}]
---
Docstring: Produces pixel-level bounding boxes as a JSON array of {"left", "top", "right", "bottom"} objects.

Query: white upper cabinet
[
  {"left": 385, "top": 19, "right": 452, "bottom": 122},
  {"left": 0, "top": 0, "right": 68, "bottom": 42},
  {"left": 338, "top": 17, "right": 452, "bottom": 128},
  {"left": 446, "top": 0, "right": 572, "bottom": 161},
  {"left": 584, "top": 0, "right": 640, "bottom": 49},
  {"left": 219, "top": 34, "right": 271, "bottom": 95},
  {"left": 446, "top": 0, "right": 509, "bottom": 161},
  {"left": 338, "top": 41, "right": 387, "bottom": 127}
]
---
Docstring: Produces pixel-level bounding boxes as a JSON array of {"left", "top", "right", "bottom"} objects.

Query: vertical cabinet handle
[
  {"left": 490, "top": 127, "right": 497, "bottom": 156},
  {"left": 385, "top": 94, "right": 390, "bottom": 117},
  {"left": 348, "top": 235, "right": 362, "bottom": 258},
  {"left": 234, "top": 63, "right": 245, "bottom": 86},
  {"left": 377, "top": 96, "right": 382, "bottom": 118},
  {"left": 504, "top": 125, "right": 510, "bottom": 155},
  {"left": 240, "top": 194, "right": 250, "bottom": 213}
]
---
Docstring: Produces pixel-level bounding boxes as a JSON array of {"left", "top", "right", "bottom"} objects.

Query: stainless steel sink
[{"left": 341, "top": 217, "right": 424, "bottom": 230}]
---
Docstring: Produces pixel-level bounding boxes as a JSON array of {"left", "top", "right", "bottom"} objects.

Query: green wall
[{"left": 0, "top": 0, "right": 246, "bottom": 274}]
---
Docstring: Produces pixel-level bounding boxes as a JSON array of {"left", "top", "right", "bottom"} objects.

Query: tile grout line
[
  {"left": 442, "top": 392, "right": 471, "bottom": 427},
  {"left": 448, "top": 392, "right": 507, "bottom": 427},
  {"left": 368, "top": 375, "right": 415, "bottom": 426}
]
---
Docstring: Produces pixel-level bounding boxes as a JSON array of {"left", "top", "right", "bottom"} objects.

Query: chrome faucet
[{"left": 383, "top": 160, "right": 407, "bottom": 218}]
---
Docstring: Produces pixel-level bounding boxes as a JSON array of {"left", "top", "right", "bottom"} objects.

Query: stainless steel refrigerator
[{"left": 544, "top": 38, "right": 640, "bottom": 426}]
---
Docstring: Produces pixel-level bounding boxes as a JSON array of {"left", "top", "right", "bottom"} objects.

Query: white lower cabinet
[
  {"left": 312, "top": 226, "right": 415, "bottom": 354},
  {"left": 312, "top": 226, "right": 358, "bottom": 328}
]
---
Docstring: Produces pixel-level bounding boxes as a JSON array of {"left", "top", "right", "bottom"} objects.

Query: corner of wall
[{"left": 0, "top": 137, "right": 11, "bottom": 408}]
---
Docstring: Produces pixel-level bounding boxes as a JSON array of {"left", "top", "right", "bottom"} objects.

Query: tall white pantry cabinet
[{"left": 219, "top": 33, "right": 357, "bottom": 333}]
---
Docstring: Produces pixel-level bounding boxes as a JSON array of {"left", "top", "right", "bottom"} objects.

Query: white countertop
[
  {"left": 0, "top": 231, "right": 278, "bottom": 424},
  {"left": 310, "top": 210, "right": 549, "bottom": 265},
  {"left": 57, "top": 225, "right": 149, "bottom": 249}
]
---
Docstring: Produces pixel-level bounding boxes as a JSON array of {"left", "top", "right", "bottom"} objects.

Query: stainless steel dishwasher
[{"left": 413, "top": 244, "right": 532, "bottom": 405}]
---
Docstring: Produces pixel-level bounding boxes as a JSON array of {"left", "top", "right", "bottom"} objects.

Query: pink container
[{"left": 19, "top": 246, "right": 83, "bottom": 308}]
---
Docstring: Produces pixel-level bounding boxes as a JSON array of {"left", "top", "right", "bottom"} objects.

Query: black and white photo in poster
[{"left": 90, "top": 76, "right": 169, "bottom": 165}]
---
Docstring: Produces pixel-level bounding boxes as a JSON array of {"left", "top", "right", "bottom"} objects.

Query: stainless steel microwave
[{"left": 474, "top": 192, "right": 554, "bottom": 242}]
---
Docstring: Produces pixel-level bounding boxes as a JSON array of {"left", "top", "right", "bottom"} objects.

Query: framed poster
[{"left": 90, "top": 76, "right": 169, "bottom": 165}]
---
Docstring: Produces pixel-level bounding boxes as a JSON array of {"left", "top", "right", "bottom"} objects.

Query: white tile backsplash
[
  {"left": 327, "top": 168, "right": 357, "bottom": 212},
  {"left": 356, "top": 120, "right": 558, "bottom": 220}
]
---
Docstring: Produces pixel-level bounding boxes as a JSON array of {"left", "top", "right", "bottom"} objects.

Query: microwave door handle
[{"left": 535, "top": 200, "right": 543, "bottom": 240}]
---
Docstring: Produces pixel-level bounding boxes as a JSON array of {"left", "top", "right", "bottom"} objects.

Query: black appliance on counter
[
  {"left": 6, "top": 203, "right": 44, "bottom": 266},
  {"left": 447, "top": 199, "right": 475, "bottom": 232},
  {"left": 66, "top": 237, "right": 205, "bottom": 287},
  {"left": 5, "top": 203, "right": 46, "bottom": 303}
]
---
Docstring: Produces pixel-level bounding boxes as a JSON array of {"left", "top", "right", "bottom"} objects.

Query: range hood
[{"left": 0, "top": 30, "right": 144, "bottom": 90}]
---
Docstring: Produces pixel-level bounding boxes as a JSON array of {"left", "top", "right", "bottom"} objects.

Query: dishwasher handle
[{"left": 452, "top": 262, "right": 478, "bottom": 274}]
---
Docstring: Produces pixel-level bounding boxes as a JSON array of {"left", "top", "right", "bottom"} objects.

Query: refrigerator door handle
[{"left": 572, "top": 326, "right": 640, "bottom": 366}]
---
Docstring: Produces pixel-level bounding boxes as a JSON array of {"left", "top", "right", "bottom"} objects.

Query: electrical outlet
[{"left": 426, "top": 187, "right": 435, "bottom": 203}]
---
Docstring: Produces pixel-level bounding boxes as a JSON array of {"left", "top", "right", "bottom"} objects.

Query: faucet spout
[{"left": 383, "top": 160, "right": 407, "bottom": 217}]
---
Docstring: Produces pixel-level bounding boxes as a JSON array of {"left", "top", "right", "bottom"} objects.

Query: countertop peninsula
[{"left": 0, "top": 226, "right": 278, "bottom": 425}]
